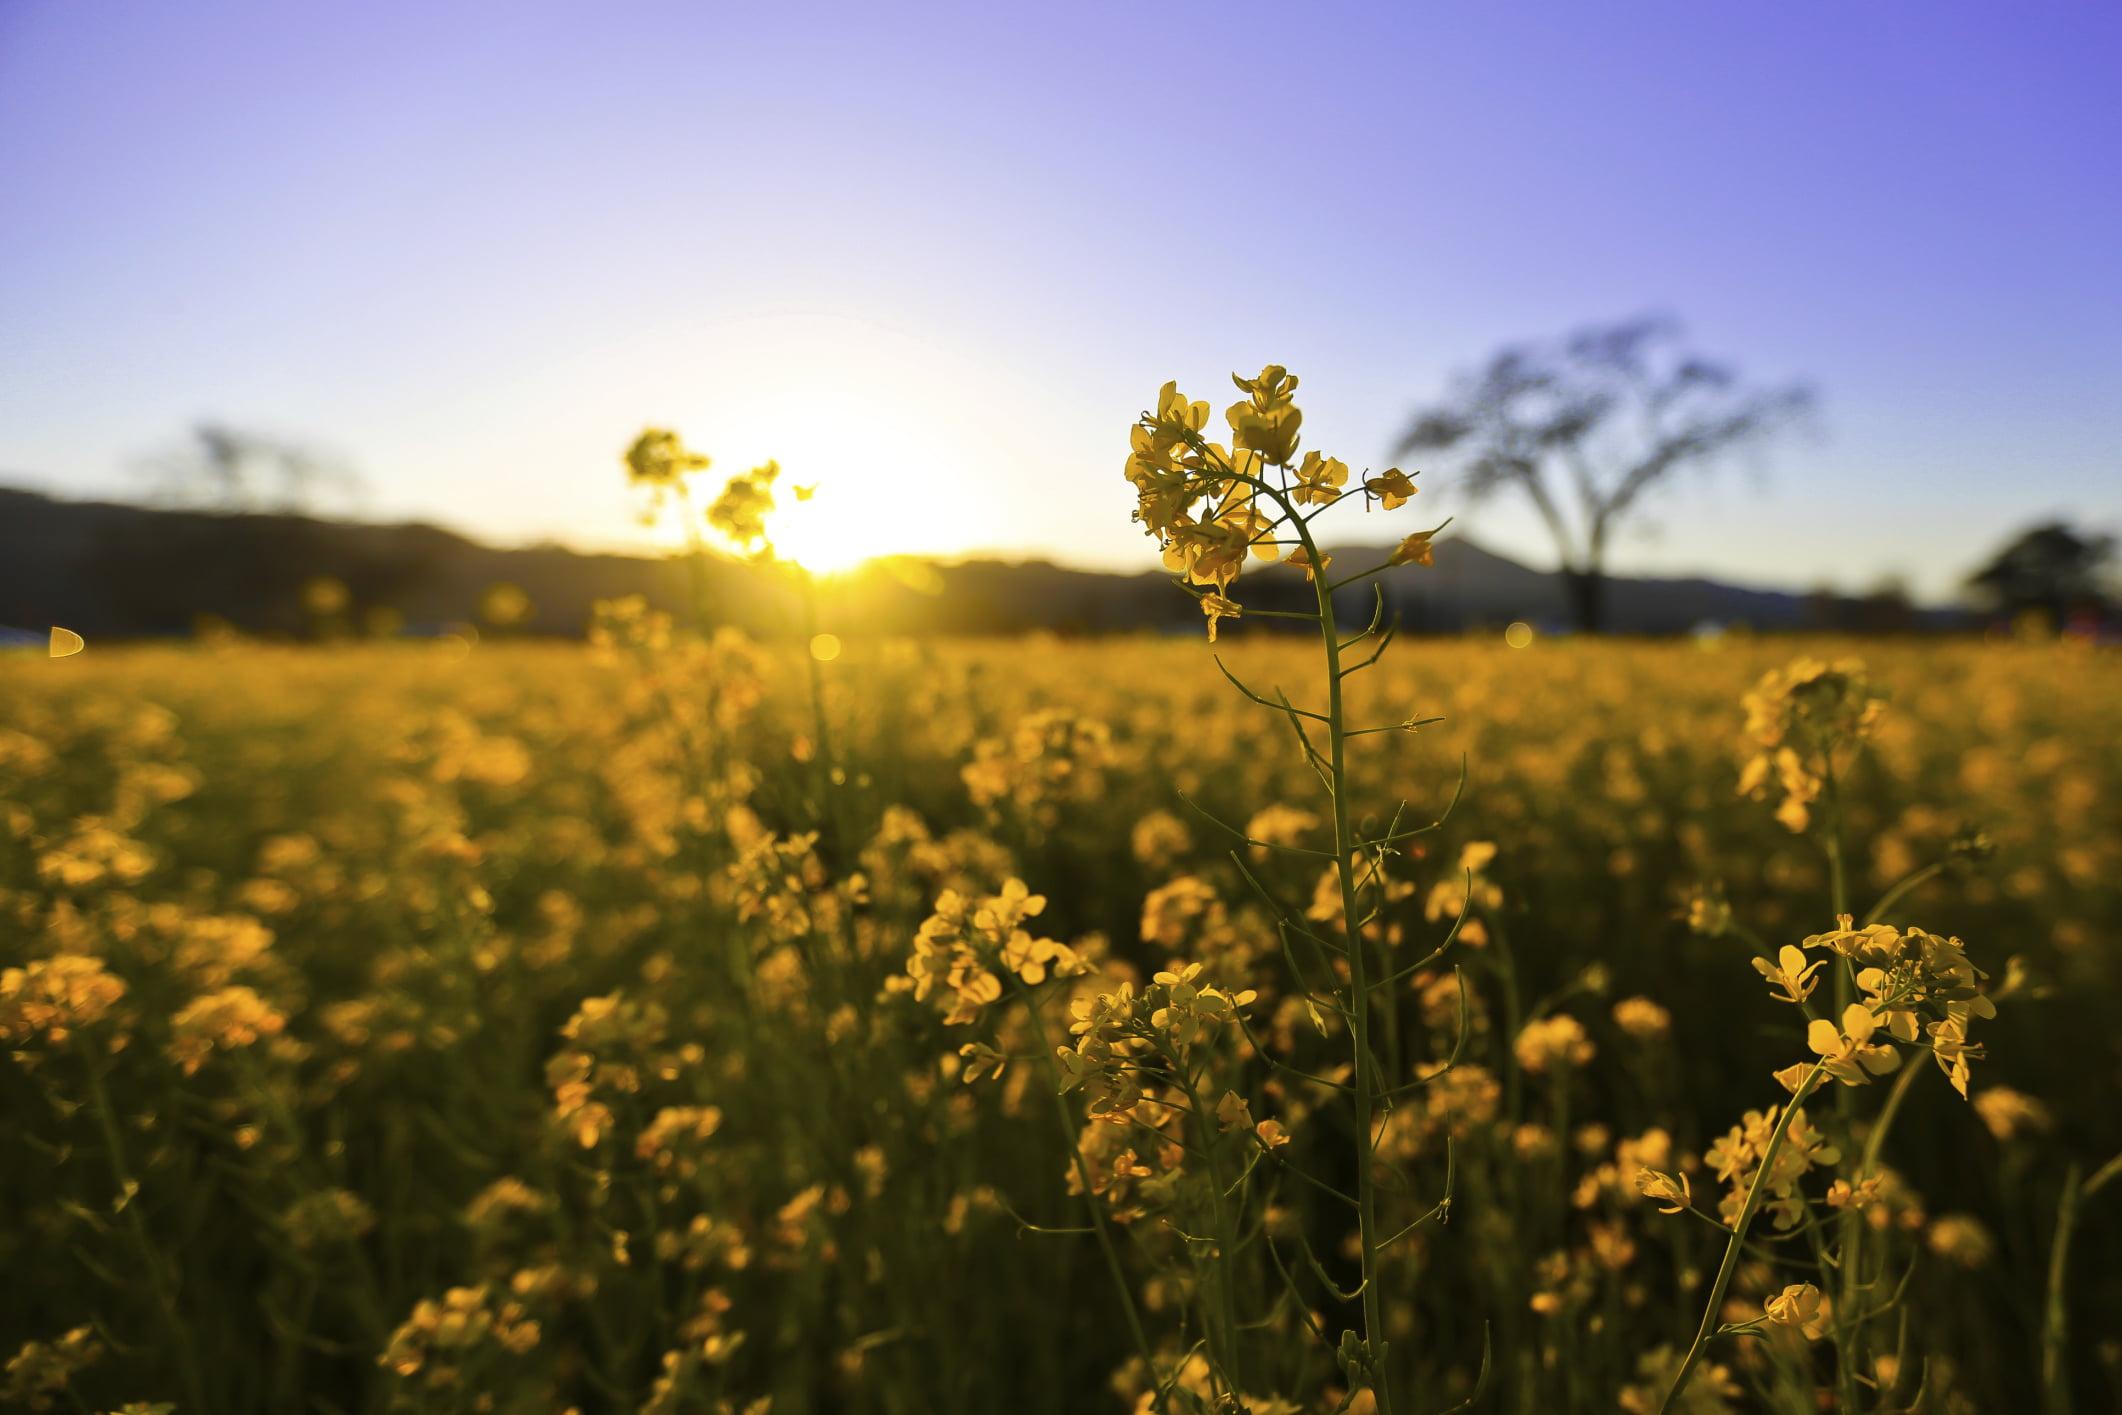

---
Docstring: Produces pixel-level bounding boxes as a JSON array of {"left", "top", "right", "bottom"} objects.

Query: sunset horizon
[{"left": 6, "top": 2, "right": 2118, "bottom": 604}]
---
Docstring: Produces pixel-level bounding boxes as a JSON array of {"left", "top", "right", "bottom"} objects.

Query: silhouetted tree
[
  {"left": 1966, "top": 521, "right": 2115, "bottom": 625},
  {"left": 139, "top": 422, "right": 362, "bottom": 514},
  {"left": 1393, "top": 315, "right": 1812, "bottom": 632}
]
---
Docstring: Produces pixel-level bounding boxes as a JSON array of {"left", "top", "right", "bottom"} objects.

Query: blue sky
[{"left": 2, "top": 0, "right": 2116, "bottom": 598}]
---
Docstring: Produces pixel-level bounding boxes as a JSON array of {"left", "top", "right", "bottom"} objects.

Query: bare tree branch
[{"left": 1392, "top": 316, "right": 1813, "bottom": 630}]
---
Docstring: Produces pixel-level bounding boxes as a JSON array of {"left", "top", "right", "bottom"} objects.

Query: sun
[
  {"left": 623, "top": 319, "right": 1017, "bottom": 572},
  {"left": 765, "top": 492, "right": 878, "bottom": 575}
]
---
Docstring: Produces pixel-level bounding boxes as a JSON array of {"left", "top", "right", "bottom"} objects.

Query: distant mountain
[{"left": 0, "top": 486, "right": 1948, "bottom": 639}]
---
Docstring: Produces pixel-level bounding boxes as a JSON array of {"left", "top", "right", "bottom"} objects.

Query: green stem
[
  {"left": 2035, "top": 1154, "right": 2121, "bottom": 1415},
  {"left": 1175, "top": 1066, "right": 1246, "bottom": 1395},
  {"left": 1855, "top": 1060, "right": 1923, "bottom": 1181},
  {"left": 234, "top": 1049, "right": 391, "bottom": 1342},
  {"left": 1862, "top": 861, "right": 1943, "bottom": 927},
  {"left": 2041, "top": 1162, "right": 2082, "bottom": 1415},
  {"left": 797, "top": 570, "right": 838, "bottom": 785},
  {"left": 1819, "top": 759, "right": 1863, "bottom": 1414},
  {"left": 79, "top": 1045, "right": 211, "bottom": 1414},
  {"left": 1011, "top": 977, "right": 1164, "bottom": 1411},
  {"left": 1660, "top": 1066, "right": 1826, "bottom": 1413},
  {"left": 1491, "top": 923, "right": 1525, "bottom": 1130},
  {"left": 1289, "top": 499, "right": 1395, "bottom": 1413}
]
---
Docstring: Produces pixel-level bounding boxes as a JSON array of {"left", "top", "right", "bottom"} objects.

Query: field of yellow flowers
[{"left": 4, "top": 623, "right": 2117, "bottom": 1414}]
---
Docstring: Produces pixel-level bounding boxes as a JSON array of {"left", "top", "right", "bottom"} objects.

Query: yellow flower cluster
[
  {"left": 1702, "top": 1103, "right": 1840, "bottom": 1229},
  {"left": 1771, "top": 917, "right": 1996, "bottom": 1097},
  {"left": 1056, "top": 964, "right": 1258, "bottom": 1117},
  {"left": 167, "top": 985, "right": 286, "bottom": 1074},
  {"left": 906, "top": 879, "right": 1083, "bottom": 1026},
  {"left": 1737, "top": 656, "right": 1885, "bottom": 832},
  {"left": 3, "top": 1326, "right": 102, "bottom": 1410},
  {"left": 545, "top": 992, "right": 669, "bottom": 1148},
  {"left": 723, "top": 826, "right": 839, "bottom": 944},
  {"left": 624, "top": 428, "right": 712, "bottom": 489},
  {"left": 637, "top": 1105, "right": 726, "bottom": 1185},
  {"left": 707, "top": 459, "right": 781, "bottom": 556},
  {"left": 0, "top": 589, "right": 2105, "bottom": 1413},
  {"left": 1514, "top": 1013, "right": 1596, "bottom": 1074},
  {"left": 0, "top": 954, "right": 128, "bottom": 1048},
  {"left": 1123, "top": 366, "right": 1430, "bottom": 638},
  {"left": 378, "top": 1283, "right": 542, "bottom": 1387},
  {"left": 961, "top": 708, "right": 1119, "bottom": 827},
  {"left": 1763, "top": 1281, "right": 1832, "bottom": 1340}
]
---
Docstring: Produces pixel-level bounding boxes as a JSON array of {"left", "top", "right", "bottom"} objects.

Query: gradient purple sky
[{"left": 3, "top": 0, "right": 2117, "bottom": 597}]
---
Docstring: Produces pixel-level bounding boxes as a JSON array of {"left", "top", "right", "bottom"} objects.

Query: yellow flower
[
  {"left": 636, "top": 1106, "right": 726, "bottom": 1175},
  {"left": 1199, "top": 591, "right": 1242, "bottom": 642},
  {"left": 1737, "top": 657, "right": 1885, "bottom": 833},
  {"left": 1751, "top": 944, "right": 1824, "bottom": 1005},
  {"left": 1685, "top": 887, "right": 1733, "bottom": 938},
  {"left": 1802, "top": 915, "right": 1901, "bottom": 961},
  {"left": 0, "top": 955, "right": 128, "bottom": 1047},
  {"left": 1764, "top": 1282, "right": 1831, "bottom": 1339},
  {"left": 623, "top": 427, "right": 710, "bottom": 486},
  {"left": 1388, "top": 530, "right": 1435, "bottom": 566},
  {"left": 1285, "top": 546, "right": 1330, "bottom": 583},
  {"left": 957, "top": 1041, "right": 1007, "bottom": 1084},
  {"left": 1826, "top": 1175, "right": 1882, "bottom": 1213},
  {"left": 1225, "top": 365, "right": 1304, "bottom": 466},
  {"left": 1612, "top": 996, "right": 1672, "bottom": 1039},
  {"left": 1927, "top": 1213, "right": 1996, "bottom": 1267},
  {"left": 1155, "top": 380, "right": 1210, "bottom": 436},
  {"left": 3, "top": 1325, "right": 103, "bottom": 1407},
  {"left": 1973, "top": 1086, "right": 2051, "bottom": 1142},
  {"left": 1148, "top": 962, "right": 1258, "bottom": 1046},
  {"left": 1515, "top": 1014, "right": 1595, "bottom": 1073},
  {"left": 168, "top": 985, "right": 288, "bottom": 1074},
  {"left": 707, "top": 461, "right": 780, "bottom": 554},
  {"left": 1806, "top": 1003, "right": 1901, "bottom": 1087},
  {"left": 1364, "top": 468, "right": 1418, "bottom": 509},
  {"left": 1161, "top": 517, "right": 1251, "bottom": 590},
  {"left": 1926, "top": 1015, "right": 1985, "bottom": 1099},
  {"left": 1634, "top": 1167, "right": 1692, "bottom": 1214},
  {"left": 907, "top": 879, "right": 1082, "bottom": 1026},
  {"left": 1290, "top": 451, "right": 1347, "bottom": 506},
  {"left": 1704, "top": 1104, "right": 1838, "bottom": 1229}
]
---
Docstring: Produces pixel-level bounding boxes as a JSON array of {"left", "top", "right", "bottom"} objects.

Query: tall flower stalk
[
  {"left": 1652, "top": 659, "right": 2003, "bottom": 1413},
  {"left": 1119, "top": 367, "right": 1467, "bottom": 1408}
]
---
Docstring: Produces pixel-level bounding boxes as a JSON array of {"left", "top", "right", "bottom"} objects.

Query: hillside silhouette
[{"left": 0, "top": 486, "right": 1933, "bottom": 639}]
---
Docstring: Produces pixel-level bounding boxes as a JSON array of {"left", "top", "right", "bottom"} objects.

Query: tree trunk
[{"left": 1563, "top": 565, "right": 1607, "bottom": 634}]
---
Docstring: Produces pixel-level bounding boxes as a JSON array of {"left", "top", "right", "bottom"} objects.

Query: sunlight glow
[
  {"left": 768, "top": 494, "right": 881, "bottom": 575},
  {"left": 623, "top": 315, "right": 1018, "bottom": 573}
]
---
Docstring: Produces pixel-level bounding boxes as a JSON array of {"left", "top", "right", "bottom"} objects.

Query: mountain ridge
[{"left": 0, "top": 485, "right": 1941, "bottom": 638}]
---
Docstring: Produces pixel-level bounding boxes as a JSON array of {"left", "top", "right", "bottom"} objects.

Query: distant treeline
[{"left": 0, "top": 486, "right": 1972, "bottom": 641}]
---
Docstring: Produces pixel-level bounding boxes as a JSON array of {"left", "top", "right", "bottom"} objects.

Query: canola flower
[
  {"left": 0, "top": 954, "right": 129, "bottom": 1047},
  {"left": 1110, "top": 366, "right": 1474, "bottom": 1407},
  {"left": 1652, "top": 655, "right": 2005, "bottom": 1414},
  {"left": 1, "top": 538, "right": 2110, "bottom": 1413}
]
